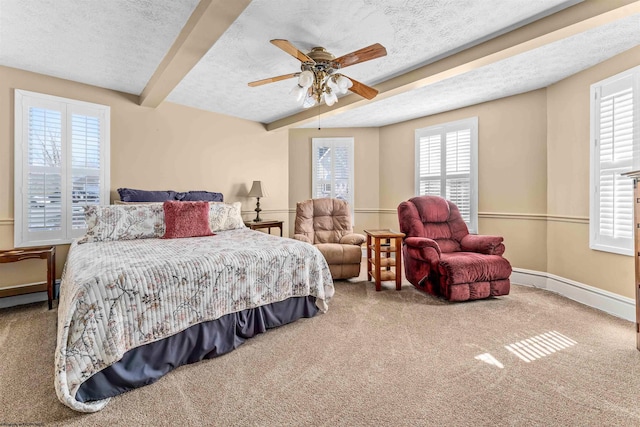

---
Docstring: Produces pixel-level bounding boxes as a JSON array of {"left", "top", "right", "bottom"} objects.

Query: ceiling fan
[{"left": 248, "top": 39, "right": 387, "bottom": 108}]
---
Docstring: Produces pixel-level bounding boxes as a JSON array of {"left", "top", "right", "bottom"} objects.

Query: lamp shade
[{"left": 248, "top": 181, "right": 267, "bottom": 198}]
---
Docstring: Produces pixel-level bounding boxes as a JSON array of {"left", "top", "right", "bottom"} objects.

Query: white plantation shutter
[
  {"left": 312, "top": 137, "right": 355, "bottom": 220},
  {"left": 445, "top": 128, "right": 472, "bottom": 223},
  {"left": 27, "top": 107, "right": 63, "bottom": 235},
  {"left": 14, "top": 90, "right": 110, "bottom": 247},
  {"left": 590, "top": 67, "right": 639, "bottom": 256},
  {"left": 415, "top": 117, "right": 478, "bottom": 233},
  {"left": 417, "top": 134, "right": 442, "bottom": 197},
  {"left": 70, "top": 112, "right": 103, "bottom": 229}
]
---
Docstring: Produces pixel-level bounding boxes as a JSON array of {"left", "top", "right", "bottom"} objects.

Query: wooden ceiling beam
[{"left": 139, "top": 0, "right": 251, "bottom": 108}]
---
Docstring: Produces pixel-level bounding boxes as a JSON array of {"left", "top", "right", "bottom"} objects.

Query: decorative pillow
[
  {"left": 78, "top": 204, "right": 165, "bottom": 244},
  {"left": 118, "top": 188, "right": 177, "bottom": 203},
  {"left": 209, "top": 202, "right": 246, "bottom": 232},
  {"left": 177, "top": 190, "right": 224, "bottom": 202},
  {"left": 163, "top": 201, "right": 214, "bottom": 239}
]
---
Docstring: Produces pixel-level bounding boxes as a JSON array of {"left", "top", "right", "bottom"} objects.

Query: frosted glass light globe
[
  {"left": 326, "top": 76, "right": 339, "bottom": 92},
  {"left": 336, "top": 75, "right": 352, "bottom": 93},
  {"left": 325, "top": 89, "right": 337, "bottom": 106},
  {"left": 302, "top": 92, "right": 317, "bottom": 109},
  {"left": 290, "top": 85, "right": 306, "bottom": 102},
  {"left": 298, "top": 70, "right": 314, "bottom": 88}
]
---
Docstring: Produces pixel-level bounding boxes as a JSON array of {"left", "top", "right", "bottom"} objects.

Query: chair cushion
[
  {"left": 447, "top": 279, "right": 510, "bottom": 301},
  {"left": 410, "top": 195, "right": 450, "bottom": 223},
  {"left": 315, "top": 243, "right": 362, "bottom": 265},
  {"left": 398, "top": 196, "right": 468, "bottom": 251},
  {"left": 295, "top": 198, "right": 354, "bottom": 244},
  {"left": 439, "top": 252, "right": 511, "bottom": 285},
  {"left": 328, "top": 264, "right": 361, "bottom": 280}
]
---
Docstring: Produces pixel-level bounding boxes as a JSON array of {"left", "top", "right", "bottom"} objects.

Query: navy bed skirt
[{"left": 76, "top": 296, "right": 318, "bottom": 402}]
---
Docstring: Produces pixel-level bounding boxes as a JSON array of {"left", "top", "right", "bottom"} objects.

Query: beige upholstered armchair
[{"left": 293, "top": 198, "right": 365, "bottom": 280}]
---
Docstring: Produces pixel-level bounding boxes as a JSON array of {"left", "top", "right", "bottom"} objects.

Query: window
[
  {"left": 14, "top": 90, "right": 110, "bottom": 247},
  {"left": 312, "top": 137, "right": 354, "bottom": 218},
  {"left": 590, "top": 66, "right": 640, "bottom": 256},
  {"left": 415, "top": 117, "right": 478, "bottom": 233}
]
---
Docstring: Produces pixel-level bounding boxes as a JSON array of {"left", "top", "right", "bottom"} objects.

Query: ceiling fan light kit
[
  {"left": 249, "top": 39, "right": 386, "bottom": 108},
  {"left": 294, "top": 69, "right": 351, "bottom": 108}
]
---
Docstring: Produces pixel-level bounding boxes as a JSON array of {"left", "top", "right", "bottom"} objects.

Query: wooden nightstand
[
  {"left": 364, "top": 229, "right": 405, "bottom": 292},
  {"left": 0, "top": 246, "right": 56, "bottom": 309},
  {"left": 244, "top": 220, "right": 284, "bottom": 237}
]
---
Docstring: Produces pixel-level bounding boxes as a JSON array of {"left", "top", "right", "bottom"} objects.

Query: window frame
[
  {"left": 589, "top": 65, "right": 640, "bottom": 256},
  {"left": 414, "top": 117, "right": 478, "bottom": 234},
  {"left": 14, "top": 89, "right": 110, "bottom": 248},
  {"left": 311, "top": 137, "right": 355, "bottom": 220}
]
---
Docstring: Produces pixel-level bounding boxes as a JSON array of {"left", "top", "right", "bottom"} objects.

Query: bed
[{"left": 54, "top": 201, "right": 334, "bottom": 412}]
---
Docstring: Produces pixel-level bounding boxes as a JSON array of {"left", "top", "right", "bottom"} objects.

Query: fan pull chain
[{"left": 317, "top": 104, "right": 321, "bottom": 130}]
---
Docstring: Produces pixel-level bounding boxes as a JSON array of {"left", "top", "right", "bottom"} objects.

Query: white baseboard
[
  {"left": 0, "top": 280, "right": 57, "bottom": 309},
  {"left": 511, "top": 268, "right": 635, "bottom": 322},
  {"left": 0, "top": 291, "right": 48, "bottom": 309},
  {"left": 2, "top": 268, "right": 634, "bottom": 322}
]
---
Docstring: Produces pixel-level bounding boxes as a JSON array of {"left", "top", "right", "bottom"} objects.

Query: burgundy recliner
[{"left": 397, "top": 196, "right": 511, "bottom": 301}]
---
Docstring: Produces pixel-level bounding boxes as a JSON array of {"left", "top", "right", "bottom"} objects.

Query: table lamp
[{"left": 247, "top": 180, "right": 267, "bottom": 222}]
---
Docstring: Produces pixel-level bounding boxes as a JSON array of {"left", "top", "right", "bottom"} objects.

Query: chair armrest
[
  {"left": 460, "top": 234, "right": 505, "bottom": 255},
  {"left": 340, "top": 233, "right": 366, "bottom": 246},
  {"left": 293, "top": 234, "right": 312, "bottom": 244},
  {"left": 404, "top": 237, "right": 441, "bottom": 257}
]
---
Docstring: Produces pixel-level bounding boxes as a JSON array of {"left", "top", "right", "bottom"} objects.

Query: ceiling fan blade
[
  {"left": 333, "top": 43, "right": 387, "bottom": 68},
  {"left": 248, "top": 73, "right": 299, "bottom": 87},
  {"left": 270, "top": 39, "right": 314, "bottom": 63},
  {"left": 346, "top": 77, "right": 379, "bottom": 100}
]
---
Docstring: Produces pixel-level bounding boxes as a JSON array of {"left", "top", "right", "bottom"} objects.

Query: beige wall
[
  {"left": 546, "top": 46, "right": 640, "bottom": 299},
  {"left": 0, "top": 65, "right": 289, "bottom": 289},
  {"left": 378, "top": 90, "right": 549, "bottom": 271},
  {"left": 3, "top": 45, "right": 640, "bottom": 300},
  {"left": 288, "top": 128, "right": 380, "bottom": 236}
]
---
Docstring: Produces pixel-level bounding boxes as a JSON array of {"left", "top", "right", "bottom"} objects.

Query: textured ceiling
[
  {"left": 0, "top": 0, "right": 199, "bottom": 94},
  {"left": 166, "top": 0, "right": 580, "bottom": 123},
  {"left": 301, "top": 14, "right": 640, "bottom": 128},
  {"left": 1, "top": 0, "right": 638, "bottom": 129}
]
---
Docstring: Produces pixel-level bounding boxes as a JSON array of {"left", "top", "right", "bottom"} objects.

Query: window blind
[
  {"left": 14, "top": 90, "right": 110, "bottom": 247},
  {"left": 27, "top": 107, "right": 63, "bottom": 232},
  {"left": 590, "top": 69, "right": 638, "bottom": 256},
  {"left": 415, "top": 117, "right": 478, "bottom": 233},
  {"left": 445, "top": 129, "right": 471, "bottom": 223},
  {"left": 70, "top": 113, "right": 102, "bottom": 229},
  {"left": 312, "top": 137, "right": 355, "bottom": 219},
  {"left": 418, "top": 134, "right": 442, "bottom": 197}
]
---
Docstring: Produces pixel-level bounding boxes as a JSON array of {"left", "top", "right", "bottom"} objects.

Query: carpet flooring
[{"left": 1, "top": 277, "right": 640, "bottom": 426}]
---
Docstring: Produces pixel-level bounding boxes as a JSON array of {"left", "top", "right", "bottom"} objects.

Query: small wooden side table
[
  {"left": 244, "top": 220, "right": 284, "bottom": 237},
  {"left": 0, "top": 246, "right": 56, "bottom": 309},
  {"left": 364, "top": 229, "right": 405, "bottom": 292}
]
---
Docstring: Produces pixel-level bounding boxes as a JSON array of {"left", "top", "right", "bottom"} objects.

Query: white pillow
[{"left": 209, "top": 202, "right": 246, "bottom": 232}]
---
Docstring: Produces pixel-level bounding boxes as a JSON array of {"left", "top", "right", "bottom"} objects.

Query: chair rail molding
[
  {"left": 378, "top": 210, "right": 589, "bottom": 224},
  {"left": 479, "top": 212, "right": 589, "bottom": 224},
  {"left": 0, "top": 218, "right": 14, "bottom": 226},
  {"left": 243, "top": 209, "right": 290, "bottom": 215}
]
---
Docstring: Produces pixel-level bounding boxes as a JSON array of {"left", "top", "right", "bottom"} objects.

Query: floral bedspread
[{"left": 54, "top": 228, "right": 334, "bottom": 412}]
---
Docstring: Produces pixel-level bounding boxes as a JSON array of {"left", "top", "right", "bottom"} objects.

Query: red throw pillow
[{"left": 163, "top": 201, "right": 214, "bottom": 239}]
